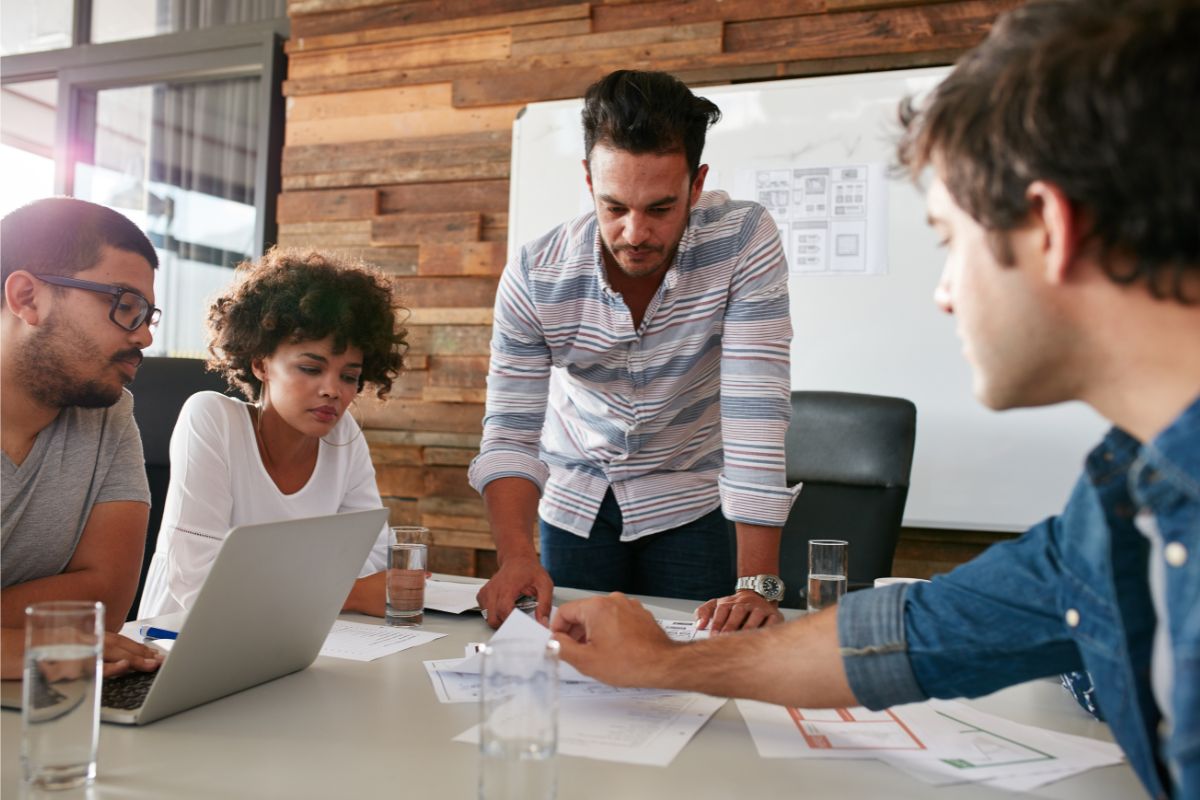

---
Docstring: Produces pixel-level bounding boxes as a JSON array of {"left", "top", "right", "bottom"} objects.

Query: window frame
[{"left": 0, "top": 9, "right": 288, "bottom": 254}]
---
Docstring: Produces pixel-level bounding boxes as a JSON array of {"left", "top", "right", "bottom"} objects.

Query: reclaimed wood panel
[
  {"left": 283, "top": 161, "right": 510, "bottom": 192},
  {"left": 371, "top": 212, "right": 482, "bottom": 246},
  {"left": 379, "top": 180, "right": 509, "bottom": 215},
  {"left": 510, "top": 17, "right": 592, "bottom": 43},
  {"left": 291, "top": 0, "right": 572, "bottom": 39},
  {"left": 276, "top": 220, "right": 371, "bottom": 247},
  {"left": 391, "top": 277, "right": 499, "bottom": 309},
  {"left": 591, "top": 0, "right": 822, "bottom": 32},
  {"left": 405, "top": 308, "right": 495, "bottom": 325},
  {"left": 360, "top": 398, "right": 485, "bottom": 434},
  {"left": 418, "top": 242, "right": 507, "bottom": 276},
  {"left": 324, "top": 245, "right": 419, "bottom": 274},
  {"left": 424, "top": 386, "right": 488, "bottom": 404},
  {"left": 509, "top": 21, "right": 722, "bottom": 59},
  {"left": 288, "top": 31, "right": 510, "bottom": 80},
  {"left": 421, "top": 446, "right": 477, "bottom": 466},
  {"left": 724, "top": 1, "right": 1018, "bottom": 60},
  {"left": 288, "top": 4, "right": 590, "bottom": 54},
  {"left": 276, "top": 188, "right": 378, "bottom": 223},
  {"left": 365, "top": 429, "right": 482, "bottom": 450},
  {"left": 283, "top": 130, "right": 509, "bottom": 173},
  {"left": 286, "top": 103, "right": 522, "bottom": 147},
  {"left": 285, "top": 84, "right": 451, "bottom": 128},
  {"left": 402, "top": 325, "right": 493, "bottom": 357},
  {"left": 427, "top": 356, "right": 491, "bottom": 389}
]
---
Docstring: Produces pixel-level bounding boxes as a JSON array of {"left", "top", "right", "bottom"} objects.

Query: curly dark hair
[
  {"left": 206, "top": 248, "right": 407, "bottom": 400},
  {"left": 897, "top": 0, "right": 1199, "bottom": 302},
  {"left": 582, "top": 70, "right": 721, "bottom": 179}
]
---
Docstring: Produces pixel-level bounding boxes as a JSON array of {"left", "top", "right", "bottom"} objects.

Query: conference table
[{"left": 1, "top": 580, "right": 1142, "bottom": 799}]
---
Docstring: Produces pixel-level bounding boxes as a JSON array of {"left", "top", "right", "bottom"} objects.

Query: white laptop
[{"left": 2, "top": 508, "right": 388, "bottom": 725}]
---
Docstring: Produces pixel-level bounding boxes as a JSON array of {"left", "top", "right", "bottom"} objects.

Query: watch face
[{"left": 761, "top": 576, "right": 782, "bottom": 598}]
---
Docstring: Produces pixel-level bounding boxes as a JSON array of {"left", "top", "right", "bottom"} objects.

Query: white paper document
[
  {"left": 424, "top": 658, "right": 682, "bottom": 705},
  {"left": 737, "top": 698, "right": 1124, "bottom": 788},
  {"left": 455, "top": 692, "right": 726, "bottom": 767},
  {"left": 423, "top": 579, "right": 482, "bottom": 614},
  {"left": 318, "top": 621, "right": 446, "bottom": 662},
  {"left": 432, "top": 611, "right": 707, "bottom": 685}
]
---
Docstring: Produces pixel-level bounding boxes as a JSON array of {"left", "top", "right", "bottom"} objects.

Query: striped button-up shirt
[{"left": 468, "top": 191, "right": 797, "bottom": 540}]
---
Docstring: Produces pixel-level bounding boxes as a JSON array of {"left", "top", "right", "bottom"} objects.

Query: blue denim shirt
[{"left": 838, "top": 394, "right": 1200, "bottom": 799}]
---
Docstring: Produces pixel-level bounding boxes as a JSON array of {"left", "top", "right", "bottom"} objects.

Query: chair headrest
[{"left": 786, "top": 391, "right": 916, "bottom": 488}]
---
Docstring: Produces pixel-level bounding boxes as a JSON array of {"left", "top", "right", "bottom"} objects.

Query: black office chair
[
  {"left": 127, "top": 356, "right": 238, "bottom": 619},
  {"left": 775, "top": 391, "right": 917, "bottom": 609}
]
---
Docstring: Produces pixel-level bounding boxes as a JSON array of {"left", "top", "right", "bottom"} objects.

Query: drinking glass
[
  {"left": 478, "top": 639, "right": 559, "bottom": 800},
  {"left": 807, "top": 539, "right": 848, "bottom": 612},
  {"left": 386, "top": 543, "right": 427, "bottom": 627},
  {"left": 390, "top": 525, "right": 432, "bottom": 546},
  {"left": 21, "top": 601, "right": 104, "bottom": 790}
]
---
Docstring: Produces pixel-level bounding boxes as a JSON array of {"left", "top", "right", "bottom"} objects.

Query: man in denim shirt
[{"left": 549, "top": 1, "right": 1199, "bottom": 797}]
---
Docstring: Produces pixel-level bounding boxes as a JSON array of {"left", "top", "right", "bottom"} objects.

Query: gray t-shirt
[{"left": 1, "top": 390, "right": 150, "bottom": 587}]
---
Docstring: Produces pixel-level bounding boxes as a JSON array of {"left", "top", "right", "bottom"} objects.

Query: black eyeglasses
[{"left": 36, "top": 275, "right": 162, "bottom": 332}]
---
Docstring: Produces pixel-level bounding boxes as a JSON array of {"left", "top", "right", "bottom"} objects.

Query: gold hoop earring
[{"left": 321, "top": 398, "right": 364, "bottom": 448}]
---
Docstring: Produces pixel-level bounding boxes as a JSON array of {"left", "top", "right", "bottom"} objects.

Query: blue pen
[{"left": 137, "top": 625, "right": 178, "bottom": 640}]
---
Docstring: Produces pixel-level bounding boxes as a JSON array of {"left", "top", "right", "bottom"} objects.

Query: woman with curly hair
[{"left": 138, "top": 249, "right": 406, "bottom": 618}]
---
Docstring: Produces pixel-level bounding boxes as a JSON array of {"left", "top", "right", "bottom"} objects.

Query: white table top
[{"left": 1, "top": 581, "right": 1142, "bottom": 799}]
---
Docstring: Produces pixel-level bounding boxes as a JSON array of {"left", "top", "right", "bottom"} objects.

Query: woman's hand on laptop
[{"left": 103, "top": 633, "right": 164, "bottom": 678}]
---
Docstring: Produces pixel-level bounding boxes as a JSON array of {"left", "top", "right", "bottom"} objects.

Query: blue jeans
[{"left": 539, "top": 490, "right": 734, "bottom": 601}]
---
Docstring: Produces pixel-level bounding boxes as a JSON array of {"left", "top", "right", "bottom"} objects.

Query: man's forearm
[
  {"left": 483, "top": 476, "right": 542, "bottom": 562},
  {"left": 1, "top": 573, "right": 133, "bottom": 631},
  {"left": 655, "top": 607, "right": 856, "bottom": 707},
  {"left": 735, "top": 522, "right": 782, "bottom": 577}
]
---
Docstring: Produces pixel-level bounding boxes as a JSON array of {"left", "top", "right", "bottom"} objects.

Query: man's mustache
[{"left": 113, "top": 349, "right": 144, "bottom": 368}]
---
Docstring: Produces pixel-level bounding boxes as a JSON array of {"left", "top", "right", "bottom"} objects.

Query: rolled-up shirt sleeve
[
  {"left": 468, "top": 250, "right": 552, "bottom": 495},
  {"left": 718, "top": 208, "right": 799, "bottom": 527},
  {"left": 837, "top": 583, "right": 927, "bottom": 709},
  {"left": 838, "top": 515, "right": 1085, "bottom": 710}
]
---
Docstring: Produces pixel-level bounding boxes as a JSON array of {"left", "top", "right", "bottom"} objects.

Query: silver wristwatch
[{"left": 735, "top": 574, "right": 785, "bottom": 603}]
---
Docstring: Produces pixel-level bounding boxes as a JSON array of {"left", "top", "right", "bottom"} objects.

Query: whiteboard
[{"left": 507, "top": 68, "right": 1107, "bottom": 532}]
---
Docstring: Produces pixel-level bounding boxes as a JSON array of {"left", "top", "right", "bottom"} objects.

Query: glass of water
[
  {"left": 479, "top": 638, "right": 559, "bottom": 800},
  {"left": 386, "top": 542, "right": 427, "bottom": 627},
  {"left": 807, "top": 539, "right": 849, "bottom": 612},
  {"left": 21, "top": 601, "right": 104, "bottom": 790}
]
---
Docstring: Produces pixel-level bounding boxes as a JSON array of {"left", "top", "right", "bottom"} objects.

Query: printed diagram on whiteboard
[{"left": 735, "top": 163, "right": 887, "bottom": 277}]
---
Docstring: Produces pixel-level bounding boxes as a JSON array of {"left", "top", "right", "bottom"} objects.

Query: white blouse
[{"left": 139, "top": 391, "right": 389, "bottom": 618}]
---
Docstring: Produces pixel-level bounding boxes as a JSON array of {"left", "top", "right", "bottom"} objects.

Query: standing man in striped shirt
[{"left": 470, "top": 70, "right": 798, "bottom": 632}]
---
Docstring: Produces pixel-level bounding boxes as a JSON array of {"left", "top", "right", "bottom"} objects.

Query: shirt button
[
  {"left": 1065, "top": 608, "right": 1081, "bottom": 628},
  {"left": 1165, "top": 542, "right": 1188, "bottom": 567}
]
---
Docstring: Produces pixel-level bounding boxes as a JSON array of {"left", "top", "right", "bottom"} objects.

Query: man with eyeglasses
[{"left": 1, "top": 197, "right": 165, "bottom": 679}]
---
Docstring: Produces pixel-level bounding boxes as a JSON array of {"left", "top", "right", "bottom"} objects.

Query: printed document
[
  {"left": 737, "top": 697, "right": 1123, "bottom": 788},
  {"left": 423, "top": 579, "right": 482, "bottom": 614},
  {"left": 455, "top": 692, "right": 726, "bottom": 767},
  {"left": 319, "top": 621, "right": 445, "bottom": 662}
]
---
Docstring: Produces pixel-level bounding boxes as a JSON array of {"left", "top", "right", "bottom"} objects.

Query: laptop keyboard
[{"left": 101, "top": 670, "right": 158, "bottom": 710}]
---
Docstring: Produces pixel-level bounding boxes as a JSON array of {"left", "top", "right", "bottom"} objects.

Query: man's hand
[
  {"left": 1, "top": 629, "right": 163, "bottom": 680},
  {"left": 550, "top": 593, "right": 677, "bottom": 687},
  {"left": 102, "top": 632, "right": 164, "bottom": 678},
  {"left": 695, "top": 590, "right": 784, "bottom": 633},
  {"left": 476, "top": 555, "right": 553, "bottom": 629}
]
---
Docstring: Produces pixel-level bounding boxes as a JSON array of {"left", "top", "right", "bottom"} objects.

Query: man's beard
[
  {"left": 602, "top": 239, "right": 677, "bottom": 280},
  {"left": 14, "top": 315, "right": 139, "bottom": 409}
]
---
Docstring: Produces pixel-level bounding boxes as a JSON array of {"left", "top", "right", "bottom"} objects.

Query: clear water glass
[
  {"left": 21, "top": 601, "right": 104, "bottom": 790},
  {"left": 807, "top": 539, "right": 849, "bottom": 612},
  {"left": 479, "top": 638, "right": 559, "bottom": 800}
]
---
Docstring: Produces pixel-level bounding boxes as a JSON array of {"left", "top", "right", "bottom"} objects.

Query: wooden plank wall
[{"left": 280, "top": 0, "right": 1022, "bottom": 578}]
